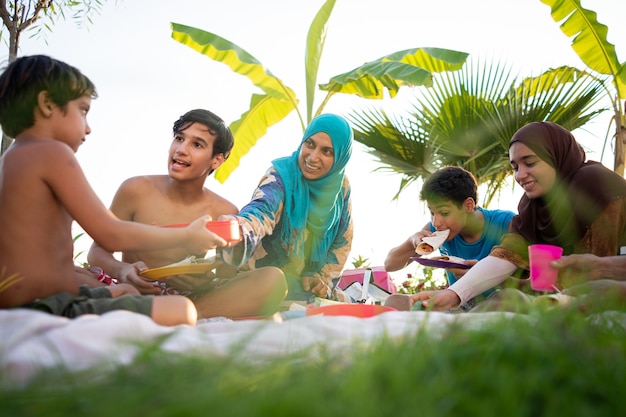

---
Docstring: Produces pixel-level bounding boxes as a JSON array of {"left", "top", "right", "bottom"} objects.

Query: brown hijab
[{"left": 509, "top": 121, "right": 626, "bottom": 254}]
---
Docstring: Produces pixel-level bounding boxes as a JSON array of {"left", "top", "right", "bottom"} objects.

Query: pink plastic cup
[{"left": 528, "top": 244, "right": 564, "bottom": 292}]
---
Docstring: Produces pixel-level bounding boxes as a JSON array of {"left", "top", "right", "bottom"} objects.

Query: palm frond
[{"left": 349, "top": 57, "right": 608, "bottom": 206}]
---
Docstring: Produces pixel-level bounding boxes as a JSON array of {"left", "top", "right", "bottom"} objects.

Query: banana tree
[
  {"left": 347, "top": 59, "right": 607, "bottom": 206},
  {"left": 170, "top": 0, "right": 468, "bottom": 183},
  {"left": 540, "top": 0, "right": 626, "bottom": 175}
]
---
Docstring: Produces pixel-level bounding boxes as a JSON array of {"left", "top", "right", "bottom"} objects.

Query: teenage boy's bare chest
[{"left": 133, "top": 195, "right": 225, "bottom": 226}]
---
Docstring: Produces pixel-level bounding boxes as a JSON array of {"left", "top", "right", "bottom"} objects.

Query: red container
[
  {"left": 206, "top": 220, "right": 241, "bottom": 243},
  {"left": 306, "top": 303, "right": 396, "bottom": 318},
  {"left": 161, "top": 220, "right": 241, "bottom": 243}
]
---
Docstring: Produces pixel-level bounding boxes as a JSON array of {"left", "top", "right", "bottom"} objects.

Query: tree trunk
[{"left": 613, "top": 101, "right": 626, "bottom": 177}]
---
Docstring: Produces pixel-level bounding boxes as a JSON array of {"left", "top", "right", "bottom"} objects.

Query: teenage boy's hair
[
  {"left": 173, "top": 109, "right": 234, "bottom": 160},
  {"left": 0, "top": 55, "right": 97, "bottom": 138},
  {"left": 420, "top": 166, "right": 478, "bottom": 208}
]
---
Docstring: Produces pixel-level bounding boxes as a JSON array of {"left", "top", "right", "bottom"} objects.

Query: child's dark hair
[
  {"left": 0, "top": 55, "right": 97, "bottom": 138},
  {"left": 420, "top": 166, "right": 478, "bottom": 208},
  {"left": 173, "top": 109, "right": 234, "bottom": 161}
]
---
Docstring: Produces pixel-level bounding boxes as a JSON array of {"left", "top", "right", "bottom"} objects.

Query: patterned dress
[{"left": 221, "top": 167, "right": 353, "bottom": 301}]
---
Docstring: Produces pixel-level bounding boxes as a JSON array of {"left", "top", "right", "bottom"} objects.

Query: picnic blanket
[{"left": 0, "top": 308, "right": 535, "bottom": 387}]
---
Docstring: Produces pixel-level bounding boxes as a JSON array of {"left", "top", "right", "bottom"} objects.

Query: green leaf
[
  {"left": 348, "top": 58, "right": 606, "bottom": 205},
  {"left": 540, "top": 0, "right": 625, "bottom": 96},
  {"left": 516, "top": 65, "right": 593, "bottom": 95},
  {"left": 383, "top": 47, "right": 469, "bottom": 72},
  {"left": 305, "top": 0, "right": 336, "bottom": 122},
  {"left": 171, "top": 22, "right": 301, "bottom": 182},
  {"left": 214, "top": 94, "right": 296, "bottom": 183},
  {"left": 319, "top": 48, "right": 468, "bottom": 99},
  {"left": 171, "top": 22, "right": 297, "bottom": 102}
]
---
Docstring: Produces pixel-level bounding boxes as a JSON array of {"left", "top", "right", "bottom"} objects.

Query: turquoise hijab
[{"left": 272, "top": 113, "right": 353, "bottom": 265}]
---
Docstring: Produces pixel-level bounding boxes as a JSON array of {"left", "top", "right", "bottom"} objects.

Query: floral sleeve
[{"left": 220, "top": 168, "right": 284, "bottom": 268}]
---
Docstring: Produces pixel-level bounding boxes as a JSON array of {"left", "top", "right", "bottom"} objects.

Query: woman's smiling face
[
  {"left": 509, "top": 141, "right": 557, "bottom": 199},
  {"left": 298, "top": 132, "right": 334, "bottom": 180}
]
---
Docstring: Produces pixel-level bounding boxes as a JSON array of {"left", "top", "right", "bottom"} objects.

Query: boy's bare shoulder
[
  {"left": 2, "top": 139, "right": 77, "bottom": 185},
  {"left": 116, "top": 175, "right": 168, "bottom": 196},
  {"left": 8, "top": 137, "right": 73, "bottom": 159},
  {"left": 119, "top": 174, "right": 164, "bottom": 188}
]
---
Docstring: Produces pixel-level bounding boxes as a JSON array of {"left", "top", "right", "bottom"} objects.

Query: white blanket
[{"left": 0, "top": 308, "right": 519, "bottom": 386}]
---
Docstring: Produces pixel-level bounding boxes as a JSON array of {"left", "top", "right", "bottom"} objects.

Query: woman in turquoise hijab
[{"left": 221, "top": 114, "right": 354, "bottom": 301}]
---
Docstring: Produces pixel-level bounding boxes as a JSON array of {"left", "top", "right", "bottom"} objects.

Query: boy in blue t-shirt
[{"left": 385, "top": 166, "right": 515, "bottom": 304}]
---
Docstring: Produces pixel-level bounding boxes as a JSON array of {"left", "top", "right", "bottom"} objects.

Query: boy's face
[
  {"left": 53, "top": 95, "right": 92, "bottom": 152},
  {"left": 427, "top": 198, "right": 473, "bottom": 240},
  {"left": 168, "top": 122, "right": 223, "bottom": 180}
]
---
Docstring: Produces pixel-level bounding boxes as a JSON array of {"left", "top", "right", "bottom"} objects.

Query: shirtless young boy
[
  {"left": 87, "top": 109, "right": 287, "bottom": 319},
  {"left": 0, "top": 55, "right": 228, "bottom": 326}
]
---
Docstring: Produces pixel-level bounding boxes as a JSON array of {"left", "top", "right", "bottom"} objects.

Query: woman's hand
[
  {"left": 411, "top": 289, "right": 461, "bottom": 311},
  {"left": 301, "top": 276, "right": 331, "bottom": 298},
  {"left": 551, "top": 253, "right": 603, "bottom": 286}
]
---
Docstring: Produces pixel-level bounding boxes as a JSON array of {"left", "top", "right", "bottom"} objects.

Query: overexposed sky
[{"left": 6, "top": 0, "right": 626, "bottom": 277}]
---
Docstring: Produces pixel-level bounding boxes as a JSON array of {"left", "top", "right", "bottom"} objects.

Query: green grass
[{"left": 2, "top": 306, "right": 626, "bottom": 417}]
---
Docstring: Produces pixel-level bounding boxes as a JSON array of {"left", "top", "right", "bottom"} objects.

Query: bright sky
[{"left": 7, "top": 0, "right": 626, "bottom": 280}]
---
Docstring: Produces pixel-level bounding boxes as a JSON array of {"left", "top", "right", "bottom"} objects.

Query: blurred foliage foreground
[{"left": 2, "top": 296, "right": 626, "bottom": 417}]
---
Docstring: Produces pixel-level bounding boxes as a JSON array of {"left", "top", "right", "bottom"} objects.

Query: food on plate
[
  {"left": 415, "top": 229, "right": 450, "bottom": 255},
  {"left": 430, "top": 255, "right": 466, "bottom": 265}
]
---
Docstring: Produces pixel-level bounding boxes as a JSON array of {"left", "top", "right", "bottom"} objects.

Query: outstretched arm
[
  {"left": 552, "top": 254, "right": 626, "bottom": 285},
  {"left": 412, "top": 255, "right": 518, "bottom": 310}
]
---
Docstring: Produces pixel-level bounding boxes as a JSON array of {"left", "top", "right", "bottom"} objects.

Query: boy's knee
[{"left": 152, "top": 295, "right": 198, "bottom": 326}]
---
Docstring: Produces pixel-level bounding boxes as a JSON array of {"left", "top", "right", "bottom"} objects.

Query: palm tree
[
  {"left": 170, "top": 0, "right": 469, "bottom": 183},
  {"left": 347, "top": 58, "right": 607, "bottom": 206}
]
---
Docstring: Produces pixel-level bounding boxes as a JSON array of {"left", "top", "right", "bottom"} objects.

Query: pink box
[{"left": 337, "top": 266, "right": 397, "bottom": 293}]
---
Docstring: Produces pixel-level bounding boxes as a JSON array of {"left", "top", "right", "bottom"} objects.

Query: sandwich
[{"left": 415, "top": 229, "right": 450, "bottom": 255}]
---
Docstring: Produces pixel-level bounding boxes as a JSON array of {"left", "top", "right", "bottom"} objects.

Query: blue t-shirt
[{"left": 430, "top": 207, "right": 515, "bottom": 292}]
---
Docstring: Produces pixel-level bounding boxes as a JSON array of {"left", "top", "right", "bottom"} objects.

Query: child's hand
[
  {"left": 120, "top": 262, "right": 162, "bottom": 295},
  {"left": 410, "top": 229, "right": 432, "bottom": 249},
  {"left": 186, "top": 215, "right": 228, "bottom": 253}
]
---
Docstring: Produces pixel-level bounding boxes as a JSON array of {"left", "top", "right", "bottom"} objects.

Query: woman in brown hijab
[
  {"left": 497, "top": 121, "right": 626, "bottom": 262},
  {"left": 405, "top": 122, "right": 626, "bottom": 311}
]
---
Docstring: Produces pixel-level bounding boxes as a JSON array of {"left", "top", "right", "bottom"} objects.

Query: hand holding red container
[{"left": 162, "top": 219, "right": 241, "bottom": 244}]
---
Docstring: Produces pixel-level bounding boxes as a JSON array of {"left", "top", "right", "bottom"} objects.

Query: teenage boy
[
  {"left": 87, "top": 109, "right": 287, "bottom": 318},
  {"left": 0, "top": 55, "right": 226, "bottom": 325},
  {"left": 384, "top": 166, "right": 515, "bottom": 308}
]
